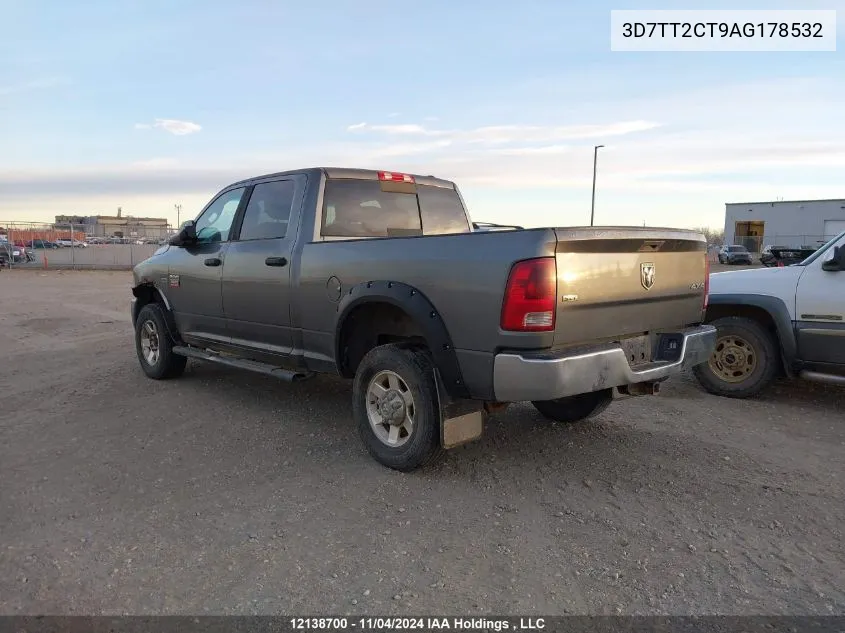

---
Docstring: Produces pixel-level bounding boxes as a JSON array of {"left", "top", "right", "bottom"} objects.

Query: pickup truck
[
  {"left": 130, "top": 167, "right": 716, "bottom": 471},
  {"left": 694, "top": 230, "right": 845, "bottom": 398}
]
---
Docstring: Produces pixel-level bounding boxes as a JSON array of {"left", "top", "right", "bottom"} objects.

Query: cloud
[
  {"left": 5, "top": 76, "right": 844, "bottom": 232},
  {"left": 347, "top": 120, "right": 660, "bottom": 145},
  {"left": 0, "top": 77, "right": 71, "bottom": 97},
  {"left": 0, "top": 166, "right": 238, "bottom": 198},
  {"left": 132, "top": 157, "right": 179, "bottom": 168},
  {"left": 348, "top": 123, "right": 434, "bottom": 135},
  {"left": 135, "top": 118, "right": 202, "bottom": 136},
  {"left": 486, "top": 144, "right": 573, "bottom": 156}
]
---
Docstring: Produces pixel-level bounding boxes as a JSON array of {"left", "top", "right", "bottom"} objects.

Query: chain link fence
[
  {"left": 0, "top": 220, "right": 175, "bottom": 270},
  {"left": 734, "top": 234, "right": 830, "bottom": 254}
]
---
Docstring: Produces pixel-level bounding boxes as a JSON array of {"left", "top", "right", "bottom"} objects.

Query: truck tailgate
[{"left": 553, "top": 227, "right": 707, "bottom": 348}]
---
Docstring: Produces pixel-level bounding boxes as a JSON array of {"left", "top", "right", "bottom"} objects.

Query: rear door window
[
  {"left": 321, "top": 179, "right": 469, "bottom": 238},
  {"left": 417, "top": 185, "right": 471, "bottom": 234},
  {"left": 238, "top": 179, "right": 295, "bottom": 241}
]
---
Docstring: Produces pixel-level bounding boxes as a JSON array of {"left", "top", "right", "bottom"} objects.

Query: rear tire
[
  {"left": 353, "top": 344, "right": 444, "bottom": 471},
  {"left": 134, "top": 303, "right": 187, "bottom": 380},
  {"left": 692, "top": 316, "right": 778, "bottom": 399},
  {"left": 532, "top": 389, "right": 613, "bottom": 424}
]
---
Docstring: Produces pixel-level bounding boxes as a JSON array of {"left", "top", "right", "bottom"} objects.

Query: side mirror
[
  {"left": 821, "top": 246, "right": 845, "bottom": 272},
  {"left": 169, "top": 220, "right": 197, "bottom": 247}
]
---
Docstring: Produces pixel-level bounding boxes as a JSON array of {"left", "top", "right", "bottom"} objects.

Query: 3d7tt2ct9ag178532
[{"left": 130, "top": 167, "right": 717, "bottom": 471}]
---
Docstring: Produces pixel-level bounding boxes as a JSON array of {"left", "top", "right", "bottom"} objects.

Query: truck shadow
[
  {"left": 174, "top": 361, "right": 844, "bottom": 486},
  {"left": 663, "top": 369, "right": 845, "bottom": 410},
  {"left": 760, "top": 377, "right": 845, "bottom": 406}
]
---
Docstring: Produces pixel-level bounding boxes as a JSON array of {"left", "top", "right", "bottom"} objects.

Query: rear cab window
[{"left": 320, "top": 177, "right": 470, "bottom": 238}]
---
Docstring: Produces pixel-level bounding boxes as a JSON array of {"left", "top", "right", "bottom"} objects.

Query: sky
[{"left": 1, "top": 0, "right": 844, "bottom": 230}]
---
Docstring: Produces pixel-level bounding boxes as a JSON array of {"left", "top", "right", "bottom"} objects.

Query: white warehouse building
[{"left": 724, "top": 198, "right": 845, "bottom": 253}]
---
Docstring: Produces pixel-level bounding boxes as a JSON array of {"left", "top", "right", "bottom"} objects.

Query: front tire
[
  {"left": 692, "top": 316, "right": 779, "bottom": 398},
  {"left": 134, "top": 303, "right": 187, "bottom": 380},
  {"left": 353, "top": 344, "right": 444, "bottom": 471},
  {"left": 532, "top": 389, "right": 613, "bottom": 423}
]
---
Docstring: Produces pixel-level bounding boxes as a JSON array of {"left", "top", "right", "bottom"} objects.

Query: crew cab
[
  {"left": 130, "top": 167, "right": 716, "bottom": 470},
  {"left": 694, "top": 230, "right": 845, "bottom": 398}
]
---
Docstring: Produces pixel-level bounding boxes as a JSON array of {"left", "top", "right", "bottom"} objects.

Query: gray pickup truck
[{"left": 131, "top": 167, "right": 716, "bottom": 470}]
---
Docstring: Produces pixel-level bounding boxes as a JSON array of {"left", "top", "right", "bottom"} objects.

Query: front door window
[{"left": 195, "top": 188, "right": 245, "bottom": 243}]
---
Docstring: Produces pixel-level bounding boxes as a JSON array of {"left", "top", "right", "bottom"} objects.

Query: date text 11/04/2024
[
  {"left": 620, "top": 22, "right": 824, "bottom": 38},
  {"left": 290, "top": 617, "right": 547, "bottom": 631}
]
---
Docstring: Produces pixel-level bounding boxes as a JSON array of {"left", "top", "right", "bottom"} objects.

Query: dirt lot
[{"left": 1, "top": 270, "right": 843, "bottom": 615}]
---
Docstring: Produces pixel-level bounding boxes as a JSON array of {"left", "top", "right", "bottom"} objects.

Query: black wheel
[
  {"left": 692, "top": 316, "right": 779, "bottom": 399},
  {"left": 134, "top": 303, "right": 187, "bottom": 380},
  {"left": 531, "top": 389, "right": 613, "bottom": 424},
  {"left": 353, "top": 344, "right": 444, "bottom": 471}
]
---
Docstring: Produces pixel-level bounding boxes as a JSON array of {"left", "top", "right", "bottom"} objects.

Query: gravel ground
[{"left": 1, "top": 270, "right": 843, "bottom": 615}]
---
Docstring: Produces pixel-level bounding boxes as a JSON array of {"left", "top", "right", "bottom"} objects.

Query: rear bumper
[{"left": 492, "top": 325, "right": 717, "bottom": 402}]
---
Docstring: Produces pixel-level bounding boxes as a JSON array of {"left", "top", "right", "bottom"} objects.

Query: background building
[
  {"left": 54, "top": 213, "right": 171, "bottom": 239},
  {"left": 724, "top": 198, "right": 845, "bottom": 253}
]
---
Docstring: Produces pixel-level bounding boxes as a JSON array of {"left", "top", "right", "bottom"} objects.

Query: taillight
[
  {"left": 501, "top": 257, "right": 557, "bottom": 331},
  {"left": 703, "top": 255, "right": 710, "bottom": 310},
  {"left": 378, "top": 171, "right": 415, "bottom": 183}
]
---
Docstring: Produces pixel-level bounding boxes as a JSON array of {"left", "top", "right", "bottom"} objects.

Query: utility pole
[
  {"left": 174, "top": 204, "right": 182, "bottom": 229},
  {"left": 590, "top": 144, "right": 604, "bottom": 227}
]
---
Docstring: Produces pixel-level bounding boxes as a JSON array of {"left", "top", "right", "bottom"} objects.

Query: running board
[
  {"left": 799, "top": 370, "right": 845, "bottom": 387},
  {"left": 172, "top": 346, "right": 314, "bottom": 382}
]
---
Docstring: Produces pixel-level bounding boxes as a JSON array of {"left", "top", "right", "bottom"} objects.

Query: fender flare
[
  {"left": 131, "top": 282, "right": 172, "bottom": 322},
  {"left": 334, "top": 280, "right": 469, "bottom": 399},
  {"left": 707, "top": 293, "right": 797, "bottom": 367}
]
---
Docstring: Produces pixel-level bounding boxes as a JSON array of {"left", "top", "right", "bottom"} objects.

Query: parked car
[
  {"left": 694, "top": 230, "right": 845, "bottom": 398},
  {"left": 130, "top": 167, "right": 716, "bottom": 471},
  {"left": 718, "top": 244, "right": 753, "bottom": 265},
  {"left": 27, "top": 239, "right": 60, "bottom": 249},
  {"left": 760, "top": 244, "right": 815, "bottom": 267},
  {"left": 0, "top": 241, "right": 24, "bottom": 264},
  {"left": 55, "top": 239, "right": 88, "bottom": 248},
  {"left": 760, "top": 244, "right": 786, "bottom": 267}
]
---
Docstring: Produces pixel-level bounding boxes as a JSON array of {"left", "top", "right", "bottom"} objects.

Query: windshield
[
  {"left": 727, "top": 246, "right": 747, "bottom": 252},
  {"left": 795, "top": 230, "right": 845, "bottom": 266}
]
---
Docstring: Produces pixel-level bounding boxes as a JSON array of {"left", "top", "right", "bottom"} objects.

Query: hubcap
[
  {"left": 365, "top": 370, "right": 415, "bottom": 447},
  {"left": 140, "top": 319, "right": 161, "bottom": 366},
  {"left": 708, "top": 334, "right": 756, "bottom": 383}
]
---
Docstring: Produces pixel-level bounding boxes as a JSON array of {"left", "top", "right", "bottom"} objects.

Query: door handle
[
  {"left": 204, "top": 257, "right": 222, "bottom": 267},
  {"left": 265, "top": 257, "right": 288, "bottom": 267}
]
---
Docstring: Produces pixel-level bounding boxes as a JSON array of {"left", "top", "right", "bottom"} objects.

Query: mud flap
[{"left": 434, "top": 369, "right": 484, "bottom": 449}]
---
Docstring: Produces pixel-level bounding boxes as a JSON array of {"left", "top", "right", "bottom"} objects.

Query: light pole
[{"left": 590, "top": 144, "right": 604, "bottom": 227}]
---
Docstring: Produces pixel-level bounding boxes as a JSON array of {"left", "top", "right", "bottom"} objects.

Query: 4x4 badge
[{"left": 640, "top": 262, "right": 655, "bottom": 290}]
